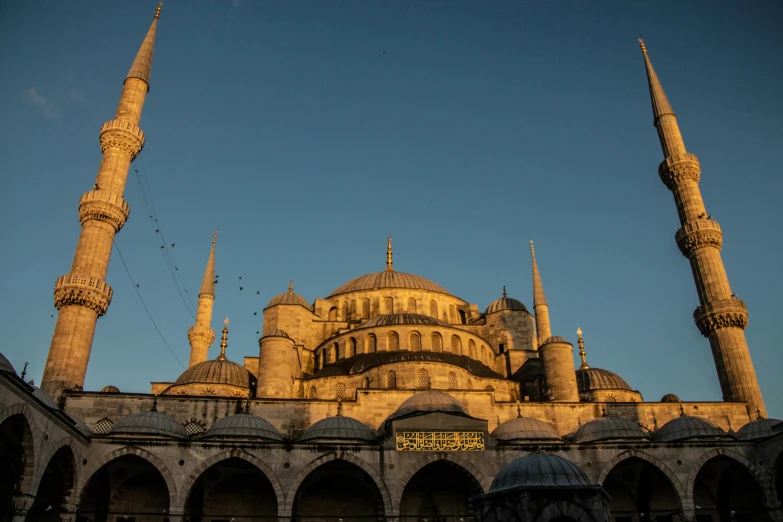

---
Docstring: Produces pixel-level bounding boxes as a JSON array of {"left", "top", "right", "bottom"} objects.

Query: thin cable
[{"left": 113, "top": 238, "right": 186, "bottom": 369}]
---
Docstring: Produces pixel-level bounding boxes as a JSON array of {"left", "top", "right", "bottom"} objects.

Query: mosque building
[{"left": 1, "top": 6, "right": 781, "bottom": 522}]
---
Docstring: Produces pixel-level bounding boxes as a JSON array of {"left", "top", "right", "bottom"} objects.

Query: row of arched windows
[{"left": 329, "top": 297, "right": 468, "bottom": 324}]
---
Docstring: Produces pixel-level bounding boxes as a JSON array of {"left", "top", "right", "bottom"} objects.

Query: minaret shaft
[
  {"left": 641, "top": 41, "right": 765, "bottom": 416},
  {"left": 41, "top": 15, "right": 159, "bottom": 399},
  {"left": 530, "top": 241, "right": 551, "bottom": 347},
  {"left": 188, "top": 235, "right": 217, "bottom": 367}
]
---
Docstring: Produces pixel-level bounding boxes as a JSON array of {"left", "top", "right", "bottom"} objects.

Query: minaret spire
[
  {"left": 41, "top": 9, "right": 162, "bottom": 399},
  {"left": 217, "top": 318, "right": 229, "bottom": 361},
  {"left": 530, "top": 241, "right": 551, "bottom": 347},
  {"left": 576, "top": 328, "right": 589, "bottom": 370},
  {"left": 639, "top": 40, "right": 766, "bottom": 416},
  {"left": 188, "top": 232, "right": 218, "bottom": 367}
]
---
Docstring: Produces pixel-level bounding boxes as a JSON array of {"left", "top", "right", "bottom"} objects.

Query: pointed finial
[
  {"left": 679, "top": 403, "right": 686, "bottom": 417},
  {"left": 151, "top": 397, "right": 158, "bottom": 412},
  {"left": 577, "top": 328, "right": 589, "bottom": 370},
  {"left": 502, "top": 286, "right": 507, "bottom": 299},
  {"left": 601, "top": 405, "right": 607, "bottom": 417},
  {"left": 288, "top": 280, "right": 294, "bottom": 293},
  {"left": 155, "top": 2, "right": 162, "bottom": 20},
  {"left": 218, "top": 317, "right": 229, "bottom": 360},
  {"left": 638, "top": 36, "right": 647, "bottom": 54},
  {"left": 386, "top": 237, "right": 393, "bottom": 271},
  {"left": 756, "top": 408, "right": 763, "bottom": 420},
  {"left": 726, "top": 415, "right": 733, "bottom": 432},
  {"left": 336, "top": 400, "right": 343, "bottom": 416},
  {"left": 529, "top": 240, "right": 535, "bottom": 255},
  {"left": 21, "top": 362, "right": 28, "bottom": 380},
  {"left": 516, "top": 401, "right": 522, "bottom": 418},
  {"left": 245, "top": 397, "right": 250, "bottom": 413},
  {"left": 213, "top": 230, "right": 218, "bottom": 244},
  {"left": 652, "top": 414, "right": 658, "bottom": 430}
]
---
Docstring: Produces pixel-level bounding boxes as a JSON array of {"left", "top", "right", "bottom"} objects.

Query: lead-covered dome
[
  {"left": 736, "top": 418, "right": 783, "bottom": 441},
  {"left": 266, "top": 283, "right": 310, "bottom": 309},
  {"left": 485, "top": 289, "right": 528, "bottom": 315},
  {"left": 654, "top": 416, "right": 731, "bottom": 442},
  {"left": 329, "top": 271, "right": 450, "bottom": 297},
  {"left": 576, "top": 367, "right": 632, "bottom": 392},
  {"left": 572, "top": 415, "right": 648, "bottom": 443},
  {"left": 661, "top": 393, "right": 681, "bottom": 403},
  {"left": 203, "top": 413, "right": 283, "bottom": 441},
  {"left": 354, "top": 313, "right": 448, "bottom": 329},
  {"left": 492, "top": 416, "right": 561, "bottom": 443},
  {"left": 101, "top": 385, "right": 120, "bottom": 393},
  {"left": 490, "top": 453, "right": 589, "bottom": 492},
  {"left": 390, "top": 390, "right": 468, "bottom": 420},
  {"left": 299, "top": 415, "right": 376, "bottom": 442},
  {"left": 0, "top": 352, "right": 16, "bottom": 374},
  {"left": 32, "top": 387, "right": 57, "bottom": 409},
  {"left": 110, "top": 411, "right": 187, "bottom": 439},
  {"left": 174, "top": 358, "right": 252, "bottom": 389}
]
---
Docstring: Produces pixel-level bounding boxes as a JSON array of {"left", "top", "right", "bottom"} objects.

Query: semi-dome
[
  {"left": 492, "top": 416, "right": 561, "bottom": 443},
  {"left": 312, "top": 350, "right": 502, "bottom": 379},
  {"left": 261, "top": 328, "right": 291, "bottom": 340},
  {"left": 490, "top": 453, "right": 590, "bottom": 493},
  {"left": 0, "top": 352, "right": 16, "bottom": 374},
  {"left": 299, "top": 415, "right": 376, "bottom": 442},
  {"left": 736, "top": 418, "right": 783, "bottom": 441},
  {"left": 576, "top": 367, "right": 632, "bottom": 392},
  {"left": 174, "top": 358, "right": 252, "bottom": 389},
  {"left": 390, "top": 390, "right": 468, "bottom": 420},
  {"left": 572, "top": 415, "right": 648, "bottom": 443},
  {"left": 661, "top": 393, "right": 681, "bottom": 403},
  {"left": 32, "top": 387, "right": 57, "bottom": 409},
  {"left": 354, "top": 313, "right": 448, "bottom": 329},
  {"left": 654, "top": 416, "right": 731, "bottom": 442},
  {"left": 485, "top": 288, "right": 528, "bottom": 315},
  {"left": 266, "top": 287, "right": 310, "bottom": 309},
  {"left": 110, "top": 411, "right": 187, "bottom": 439},
  {"left": 101, "top": 385, "right": 120, "bottom": 393},
  {"left": 329, "top": 271, "right": 450, "bottom": 297},
  {"left": 203, "top": 413, "right": 284, "bottom": 441}
]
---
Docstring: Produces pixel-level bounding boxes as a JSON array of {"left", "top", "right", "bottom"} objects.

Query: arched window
[
  {"left": 388, "top": 332, "right": 399, "bottom": 351},
  {"left": 410, "top": 332, "right": 421, "bottom": 351},
  {"left": 349, "top": 337, "right": 357, "bottom": 357},
  {"left": 386, "top": 370, "right": 397, "bottom": 389},
  {"left": 448, "top": 305, "right": 456, "bottom": 324},
  {"left": 309, "top": 387, "right": 317, "bottom": 399},
  {"left": 459, "top": 310, "right": 467, "bottom": 324},
  {"left": 367, "top": 334, "right": 377, "bottom": 353},
  {"left": 448, "top": 372, "right": 457, "bottom": 390},
  {"left": 480, "top": 345, "right": 486, "bottom": 361},
  {"left": 314, "top": 352, "right": 320, "bottom": 372},
  {"left": 429, "top": 300, "right": 438, "bottom": 317},
  {"left": 407, "top": 297, "right": 417, "bottom": 313},
  {"left": 384, "top": 296, "right": 393, "bottom": 314},
  {"left": 431, "top": 332, "right": 442, "bottom": 352},
  {"left": 416, "top": 369, "right": 430, "bottom": 389},
  {"left": 183, "top": 420, "right": 205, "bottom": 437},
  {"left": 468, "top": 339, "right": 476, "bottom": 359},
  {"left": 363, "top": 377, "right": 370, "bottom": 389},
  {"left": 93, "top": 418, "right": 114, "bottom": 435},
  {"left": 451, "top": 335, "right": 462, "bottom": 354},
  {"left": 328, "top": 307, "right": 338, "bottom": 321},
  {"left": 334, "top": 342, "right": 340, "bottom": 361},
  {"left": 342, "top": 301, "right": 349, "bottom": 321},
  {"left": 361, "top": 298, "right": 370, "bottom": 319},
  {"left": 336, "top": 382, "right": 346, "bottom": 401}
]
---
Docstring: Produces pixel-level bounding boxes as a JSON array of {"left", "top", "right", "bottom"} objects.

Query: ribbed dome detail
[
  {"left": 68, "top": 414, "right": 92, "bottom": 437},
  {"left": 485, "top": 297, "right": 528, "bottom": 315},
  {"left": 576, "top": 368, "right": 632, "bottom": 392},
  {"left": 661, "top": 393, "right": 681, "bottom": 403},
  {"left": 110, "top": 411, "right": 187, "bottom": 439},
  {"left": 654, "top": 416, "right": 731, "bottom": 442},
  {"left": 299, "top": 416, "right": 376, "bottom": 442},
  {"left": 101, "top": 385, "right": 120, "bottom": 393},
  {"left": 312, "top": 350, "right": 502, "bottom": 379},
  {"left": 174, "top": 358, "right": 252, "bottom": 388},
  {"left": 354, "top": 313, "right": 448, "bottom": 329},
  {"left": 266, "top": 291, "right": 310, "bottom": 309},
  {"left": 0, "top": 352, "right": 16, "bottom": 374},
  {"left": 492, "top": 417, "right": 561, "bottom": 442},
  {"left": 261, "top": 328, "right": 292, "bottom": 340},
  {"left": 541, "top": 336, "right": 569, "bottom": 345},
  {"left": 203, "top": 413, "right": 283, "bottom": 441},
  {"left": 736, "top": 418, "right": 782, "bottom": 441},
  {"left": 490, "top": 454, "right": 589, "bottom": 492},
  {"left": 390, "top": 390, "right": 468, "bottom": 420},
  {"left": 32, "top": 387, "right": 57, "bottom": 409},
  {"left": 572, "top": 416, "right": 648, "bottom": 443},
  {"left": 329, "top": 271, "right": 450, "bottom": 297}
]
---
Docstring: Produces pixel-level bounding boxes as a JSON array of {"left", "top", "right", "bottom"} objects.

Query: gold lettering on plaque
[{"left": 395, "top": 431, "right": 485, "bottom": 451}]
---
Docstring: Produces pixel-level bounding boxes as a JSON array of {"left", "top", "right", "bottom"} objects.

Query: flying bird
[
  {"left": 171, "top": 243, "right": 175, "bottom": 248},
  {"left": 136, "top": 284, "right": 140, "bottom": 288},
  {"left": 239, "top": 287, "right": 244, "bottom": 291},
  {"left": 239, "top": 276, "right": 242, "bottom": 280},
  {"left": 253, "top": 312, "right": 257, "bottom": 316}
]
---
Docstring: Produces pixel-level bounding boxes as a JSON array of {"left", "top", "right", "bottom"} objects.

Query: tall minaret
[
  {"left": 41, "top": 5, "right": 162, "bottom": 399},
  {"left": 188, "top": 232, "right": 218, "bottom": 367},
  {"left": 639, "top": 39, "right": 766, "bottom": 416},
  {"left": 530, "top": 241, "right": 551, "bottom": 347}
]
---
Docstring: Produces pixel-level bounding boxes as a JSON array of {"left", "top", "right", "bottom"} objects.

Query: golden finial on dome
[
  {"left": 638, "top": 36, "right": 647, "bottom": 55},
  {"left": 288, "top": 280, "right": 294, "bottom": 293},
  {"left": 218, "top": 317, "right": 229, "bottom": 360},
  {"left": 516, "top": 401, "right": 522, "bottom": 418},
  {"left": 155, "top": 2, "right": 162, "bottom": 20},
  {"left": 577, "top": 327, "right": 589, "bottom": 370},
  {"left": 502, "top": 285, "right": 507, "bottom": 299},
  {"left": 386, "top": 237, "right": 393, "bottom": 271}
]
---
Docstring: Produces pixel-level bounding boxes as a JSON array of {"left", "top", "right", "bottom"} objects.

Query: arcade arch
[
  {"left": 399, "top": 460, "right": 483, "bottom": 520},
  {"left": 0, "top": 413, "right": 35, "bottom": 518},
  {"left": 29, "top": 445, "right": 76, "bottom": 522},
  {"left": 601, "top": 456, "right": 681, "bottom": 518},
  {"left": 693, "top": 455, "right": 769, "bottom": 521}
]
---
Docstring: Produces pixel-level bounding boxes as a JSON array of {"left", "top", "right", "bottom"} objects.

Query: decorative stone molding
[
  {"left": 694, "top": 298, "right": 748, "bottom": 337},
  {"left": 675, "top": 220, "right": 723, "bottom": 257},
  {"left": 99, "top": 119, "right": 145, "bottom": 159},
  {"left": 659, "top": 153, "right": 701, "bottom": 190},
  {"left": 78, "top": 190, "right": 130, "bottom": 232},
  {"left": 53, "top": 274, "right": 113, "bottom": 316},
  {"left": 11, "top": 494, "right": 34, "bottom": 517},
  {"left": 188, "top": 324, "right": 216, "bottom": 348}
]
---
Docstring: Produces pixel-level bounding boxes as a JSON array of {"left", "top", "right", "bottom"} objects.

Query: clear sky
[{"left": 1, "top": 1, "right": 781, "bottom": 418}]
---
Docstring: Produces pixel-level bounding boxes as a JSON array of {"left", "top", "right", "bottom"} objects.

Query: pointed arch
[
  {"left": 429, "top": 300, "right": 438, "bottom": 318},
  {"left": 367, "top": 334, "right": 377, "bottom": 353},
  {"left": 362, "top": 298, "right": 371, "bottom": 318},
  {"left": 388, "top": 331, "right": 399, "bottom": 351},
  {"left": 596, "top": 449, "right": 685, "bottom": 512},
  {"left": 407, "top": 297, "right": 417, "bottom": 313},
  {"left": 431, "top": 332, "right": 442, "bottom": 352},
  {"left": 409, "top": 331, "right": 421, "bottom": 351},
  {"left": 29, "top": 442, "right": 77, "bottom": 521},
  {"left": 29, "top": 436, "right": 79, "bottom": 499},
  {"left": 0, "top": 405, "right": 37, "bottom": 494},
  {"left": 685, "top": 447, "right": 772, "bottom": 506}
]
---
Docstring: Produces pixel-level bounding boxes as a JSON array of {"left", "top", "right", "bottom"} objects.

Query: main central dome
[{"left": 328, "top": 270, "right": 451, "bottom": 297}]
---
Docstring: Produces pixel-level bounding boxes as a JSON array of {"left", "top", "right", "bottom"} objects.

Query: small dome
[
  {"left": 203, "top": 413, "right": 284, "bottom": 441},
  {"left": 654, "top": 416, "right": 731, "bottom": 442},
  {"left": 299, "top": 415, "right": 376, "bottom": 442},
  {"left": 736, "top": 418, "right": 783, "bottom": 441},
  {"left": 572, "top": 416, "right": 648, "bottom": 443},
  {"left": 492, "top": 417, "right": 561, "bottom": 442},
  {"left": 68, "top": 414, "right": 92, "bottom": 437},
  {"left": 329, "top": 271, "right": 451, "bottom": 297},
  {"left": 485, "top": 296, "right": 528, "bottom": 315},
  {"left": 266, "top": 289, "right": 310, "bottom": 309},
  {"left": 32, "top": 387, "right": 57, "bottom": 409},
  {"left": 490, "top": 453, "right": 589, "bottom": 492},
  {"left": 174, "top": 358, "right": 252, "bottom": 389},
  {"left": 354, "top": 313, "right": 449, "bottom": 329},
  {"left": 576, "top": 368, "right": 632, "bottom": 392},
  {"left": 261, "top": 328, "right": 291, "bottom": 340},
  {"left": 541, "top": 336, "right": 570, "bottom": 345},
  {"left": 390, "top": 390, "right": 468, "bottom": 420},
  {"left": 101, "top": 385, "right": 120, "bottom": 393},
  {"left": 661, "top": 393, "right": 681, "bottom": 403},
  {"left": 110, "top": 411, "right": 186, "bottom": 439},
  {"left": 0, "top": 352, "right": 16, "bottom": 374}
]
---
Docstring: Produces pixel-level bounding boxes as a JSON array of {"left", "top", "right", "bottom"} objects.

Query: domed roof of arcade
[
  {"left": 109, "top": 410, "right": 187, "bottom": 439},
  {"left": 299, "top": 413, "right": 376, "bottom": 443},
  {"left": 492, "top": 409, "right": 561, "bottom": 443},
  {"left": 572, "top": 415, "right": 649, "bottom": 443},
  {"left": 490, "top": 453, "right": 590, "bottom": 492},
  {"left": 203, "top": 413, "right": 284, "bottom": 441},
  {"left": 736, "top": 417, "right": 783, "bottom": 441},
  {"left": 0, "top": 352, "right": 16, "bottom": 374},
  {"left": 653, "top": 414, "right": 732, "bottom": 442},
  {"left": 388, "top": 390, "right": 469, "bottom": 421}
]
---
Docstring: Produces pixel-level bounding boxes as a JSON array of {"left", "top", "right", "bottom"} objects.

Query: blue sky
[{"left": 1, "top": 1, "right": 781, "bottom": 417}]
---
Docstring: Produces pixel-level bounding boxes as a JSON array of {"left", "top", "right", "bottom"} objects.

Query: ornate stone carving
[
  {"left": 675, "top": 220, "right": 723, "bottom": 257},
  {"left": 53, "top": 274, "right": 113, "bottom": 316},
  {"left": 188, "top": 324, "right": 216, "bottom": 348},
  {"left": 78, "top": 190, "right": 130, "bottom": 232},
  {"left": 693, "top": 298, "right": 748, "bottom": 337},
  {"left": 99, "top": 119, "right": 145, "bottom": 159},
  {"left": 659, "top": 153, "right": 701, "bottom": 190}
]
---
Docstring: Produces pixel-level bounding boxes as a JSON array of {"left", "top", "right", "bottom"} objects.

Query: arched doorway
[
  {"left": 185, "top": 457, "right": 277, "bottom": 521},
  {"left": 0, "top": 414, "right": 34, "bottom": 520},
  {"left": 400, "top": 460, "right": 482, "bottom": 520},
  {"left": 693, "top": 456, "right": 770, "bottom": 522},
  {"left": 292, "top": 460, "right": 384, "bottom": 521},
  {"left": 77, "top": 455, "right": 170, "bottom": 522},
  {"left": 602, "top": 457, "right": 680, "bottom": 519},
  {"left": 29, "top": 445, "right": 76, "bottom": 521}
]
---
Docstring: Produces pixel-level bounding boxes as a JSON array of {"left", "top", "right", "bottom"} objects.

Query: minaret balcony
[
  {"left": 659, "top": 153, "right": 700, "bottom": 189},
  {"left": 188, "top": 324, "right": 216, "bottom": 347},
  {"left": 99, "top": 119, "right": 145, "bottom": 159},
  {"left": 78, "top": 190, "right": 131, "bottom": 232},
  {"left": 675, "top": 220, "right": 723, "bottom": 257},
  {"left": 693, "top": 297, "right": 748, "bottom": 337},
  {"left": 53, "top": 274, "right": 113, "bottom": 316}
]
